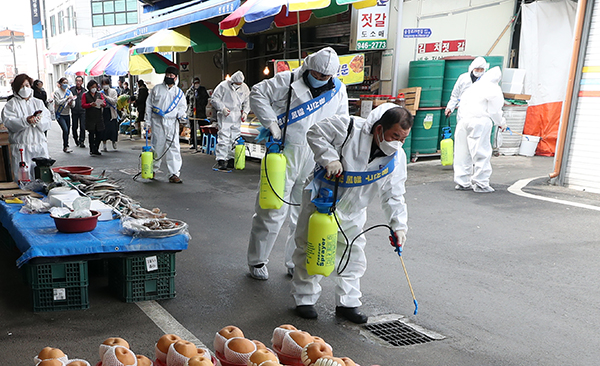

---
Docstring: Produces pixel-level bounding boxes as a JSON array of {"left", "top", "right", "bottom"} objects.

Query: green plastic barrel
[
  {"left": 484, "top": 56, "right": 504, "bottom": 72},
  {"left": 408, "top": 60, "right": 445, "bottom": 107},
  {"left": 402, "top": 131, "right": 412, "bottom": 164},
  {"left": 441, "top": 58, "right": 473, "bottom": 107},
  {"left": 412, "top": 108, "right": 443, "bottom": 155}
]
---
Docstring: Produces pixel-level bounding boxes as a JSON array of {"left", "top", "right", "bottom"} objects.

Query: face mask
[
  {"left": 61, "top": 84, "right": 68, "bottom": 90},
  {"left": 90, "top": 88, "right": 97, "bottom": 93},
  {"left": 473, "top": 70, "right": 484, "bottom": 78},
  {"left": 19, "top": 86, "right": 32, "bottom": 99},
  {"left": 164, "top": 77, "right": 175, "bottom": 85},
  {"left": 378, "top": 129, "right": 400, "bottom": 156},
  {"left": 307, "top": 72, "right": 329, "bottom": 88},
  {"left": 194, "top": 84, "right": 200, "bottom": 89},
  {"left": 103, "top": 85, "right": 110, "bottom": 90}
]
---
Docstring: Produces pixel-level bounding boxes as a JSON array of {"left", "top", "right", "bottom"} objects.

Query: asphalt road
[{"left": 1, "top": 124, "right": 599, "bottom": 366}]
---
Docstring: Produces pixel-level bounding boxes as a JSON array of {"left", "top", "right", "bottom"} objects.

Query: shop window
[
  {"left": 91, "top": 0, "right": 137, "bottom": 27},
  {"left": 50, "top": 15, "right": 56, "bottom": 37},
  {"left": 58, "top": 11, "right": 64, "bottom": 34}
]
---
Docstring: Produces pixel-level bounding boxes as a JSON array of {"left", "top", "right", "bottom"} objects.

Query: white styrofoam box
[
  {"left": 502, "top": 82, "right": 524, "bottom": 94},
  {"left": 90, "top": 200, "right": 114, "bottom": 221},
  {"left": 502, "top": 68, "right": 526, "bottom": 85}
]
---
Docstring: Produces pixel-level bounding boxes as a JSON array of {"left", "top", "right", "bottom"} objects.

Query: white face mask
[
  {"left": 19, "top": 86, "right": 32, "bottom": 99},
  {"left": 378, "top": 129, "right": 400, "bottom": 156},
  {"left": 90, "top": 88, "right": 97, "bottom": 93},
  {"left": 473, "top": 70, "right": 484, "bottom": 78},
  {"left": 103, "top": 85, "right": 110, "bottom": 90}
]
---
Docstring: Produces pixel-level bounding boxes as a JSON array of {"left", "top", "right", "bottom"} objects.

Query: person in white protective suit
[
  {"left": 1, "top": 74, "right": 52, "bottom": 182},
  {"left": 210, "top": 70, "right": 250, "bottom": 171},
  {"left": 291, "top": 103, "right": 412, "bottom": 323},
  {"left": 247, "top": 47, "right": 349, "bottom": 280},
  {"left": 454, "top": 66, "right": 506, "bottom": 192},
  {"left": 445, "top": 56, "right": 488, "bottom": 117},
  {"left": 145, "top": 66, "right": 188, "bottom": 183}
]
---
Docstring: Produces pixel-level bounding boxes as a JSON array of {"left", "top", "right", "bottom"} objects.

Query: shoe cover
[
  {"left": 473, "top": 184, "right": 495, "bottom": 193},
  {"left": 249, "top": 265, "right": 268, "bottom": 280},
  {"left": 166, "top": 343, "right": 191, "bottom": 366},
  {"left": 65, "top": 360, "right": 91, "bottom": 366},
  {"left": 223, "top": 337, "right": 256, "bottom": 365},
  {"left": 102, "top": 346, "right": 137, "bottom": 366}
]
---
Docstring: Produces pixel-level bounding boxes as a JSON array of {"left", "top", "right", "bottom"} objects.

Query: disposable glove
[
  {"left": 241, "top": 112, "right": 248, "bottom": 122},
  {"left": 444, "top": 108, "right": 453, "bottom": 117},
  {"left": 389, "top": 230, "right": 407, "bottom": 251},
  {"left": 222, "top": 108, "right": 231, "bottom": 117},
  {"left": 269, "top": 123, "right": 282, "bottom": 140},
  {"left": 325, "top": 160, "right": 343, "bottom": 178}
]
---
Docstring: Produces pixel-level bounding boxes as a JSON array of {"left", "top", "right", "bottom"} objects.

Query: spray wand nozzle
[{"left": 389, "top": 228, "right": 418, "bottom": 315}]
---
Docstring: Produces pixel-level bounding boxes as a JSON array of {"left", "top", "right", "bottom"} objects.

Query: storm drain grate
[{"left": 364, "top": 320, "right": 436, "bottom": 346}]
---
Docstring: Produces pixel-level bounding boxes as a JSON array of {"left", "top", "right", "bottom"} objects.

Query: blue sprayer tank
[{"left": 306, "top": 188, "right": 338, "bottom": 276}]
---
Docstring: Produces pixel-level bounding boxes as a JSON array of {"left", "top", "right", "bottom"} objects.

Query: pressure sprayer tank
[
  {"left": 141, "top": 146, "right": 153, "bottom": 179},
  {"left": 234, "top": 137, "right": 246, "bottom": 170},
  {"left": 306, "top": 188, "right": 338, "bottom": 277},
  {"left": 18, "top": 149, "right": 30, "bottom": 184},
  {"left": 440, "top": 127, "right": 454, "bottom": 166},
  {"left": 259, "top": 143, "right": 287, "bottom": 209}
]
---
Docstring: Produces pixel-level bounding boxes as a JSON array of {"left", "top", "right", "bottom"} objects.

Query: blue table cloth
[{"left": 0, "top": 201, "right": 189, "bottom": 267}]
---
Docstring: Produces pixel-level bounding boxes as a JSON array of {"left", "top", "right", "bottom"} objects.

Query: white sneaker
[
  {"left": 112, "top": 141, "right": 117, "bottom": 150},
  {"left": 249, "top": 265, "right": 268, "bottom": 280}
]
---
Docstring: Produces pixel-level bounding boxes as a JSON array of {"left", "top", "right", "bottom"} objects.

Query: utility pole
[{"left": 10, "top": 31, "right": 19, "bottom": 75}]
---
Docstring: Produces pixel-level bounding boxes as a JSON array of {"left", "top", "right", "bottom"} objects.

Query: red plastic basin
[
  {"left": 52, "top": 165, "right": 94, "bottom": 177},
  {"left": 51, "top": 210, "right": 100, "bottom": 233}
]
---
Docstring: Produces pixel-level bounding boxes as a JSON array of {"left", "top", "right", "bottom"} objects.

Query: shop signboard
[
  {"left": 403, "top": 28, "right": 432, "bottom": 38},
  {"left": 417, "top": 39, "right": 466, "bottom": 54},
  {"left": 350, "top": 0, "right": 390, "bottom": 51},
  {"left": 274, "top": 53, "right": 365, "bottom": 85}
]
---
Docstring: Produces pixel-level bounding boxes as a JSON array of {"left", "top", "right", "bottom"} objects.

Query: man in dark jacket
[
  {"left": 185, "top": 76, "right": 209, "bottom": 120},
  {"left": 70, "top": 76, "right": 87, "bottom": 148}
]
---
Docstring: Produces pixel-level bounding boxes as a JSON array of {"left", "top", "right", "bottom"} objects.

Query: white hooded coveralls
[
  {"left": 1, "top": 94, "right": 52, "bottom": 181},
  {"left": 210, "top": 71, "right": 250, "bottom": 161},
  {"left": 291, "top": 103, "right": 408, "bottom": 307},
  {"left": 445, "top": 57, "right": 488, "bottom": 115},
  {"left": 145, "top": 82, "right": 187, "bottom": 177},
  {"left": 248, "top": 47, "right": 349, "bottom": 270},
  {"left": 455, "top": 67, "right": 505, "bottom": 190}
]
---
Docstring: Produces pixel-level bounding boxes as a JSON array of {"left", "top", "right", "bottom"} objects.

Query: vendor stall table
[{"left": 0, "top": 200, "right": 189, "bottom": 311}]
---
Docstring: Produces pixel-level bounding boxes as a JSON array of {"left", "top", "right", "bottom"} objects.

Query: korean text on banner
[
  {"left": 275, "top": 54, "right": 365, "bottom": 85},
  {"left": 31, "top": 0, "right": 43, "bottom": 39},
  {"left": 354, "top": 0, "right": 390, "bottom": 50}
]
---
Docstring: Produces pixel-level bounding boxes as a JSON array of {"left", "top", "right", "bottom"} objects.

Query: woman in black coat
[{"left": 81, "top": 80, "right": 106, "bottom": 156}]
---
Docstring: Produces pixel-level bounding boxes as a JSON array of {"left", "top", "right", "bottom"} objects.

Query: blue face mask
[
  {"left": 61, "top": 84, "right": 68, "bottom": 90},
  {"left": 307, "top": 72, "right": 329, "bottom": 88}
]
